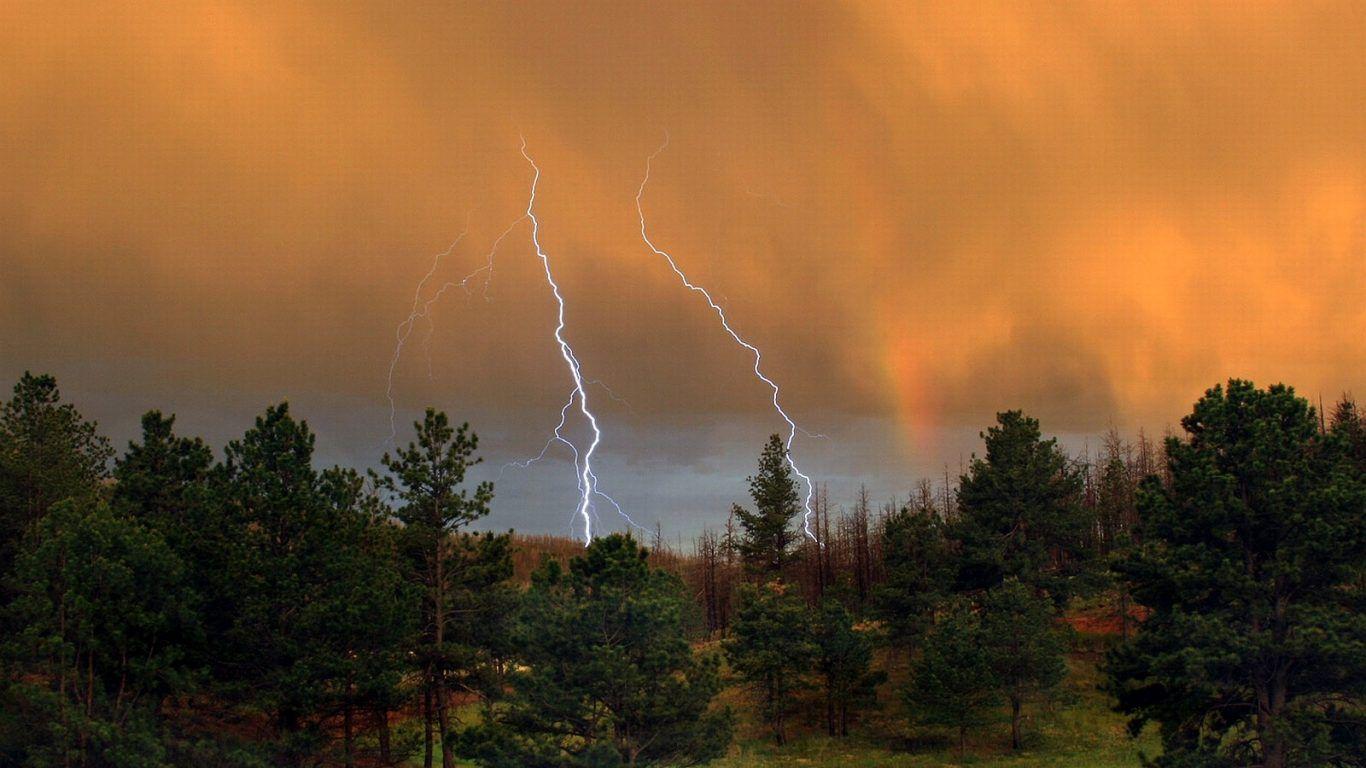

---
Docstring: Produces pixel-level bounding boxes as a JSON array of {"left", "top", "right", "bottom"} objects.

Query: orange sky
[{"left": 1, "top": 1, "right": 1362, "bottom": 531}]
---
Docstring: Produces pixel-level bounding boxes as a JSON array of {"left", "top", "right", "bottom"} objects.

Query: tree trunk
[
  {"left": 1010, "top": 697, "right": 1022, "bottom": 750},
  {"left": 423, "top": 681, "right": 434, "bottom": 768},
  {"left": 434, "top": 522, "right": 454, "bottom": 768},
  {"left": 771, "top": 686, "right": 786, "bottom": 745},
  {"left": 825, "top": 679, "right": 836, "bottom": 736},
  {"left": 374, "top": 706, "right": 392, "bottom": 765},
  {"left": 437, "top": 677, "right": 453, "bottom": 768},
  {"left": 958, "top": 724, "right": 966, "bottom": 758},
  {"left": 343, "top": 694, "right": 355, "bottom": 768},
  {"left": 1256, "top": 676, "right": 1288, "bottom": 768}
]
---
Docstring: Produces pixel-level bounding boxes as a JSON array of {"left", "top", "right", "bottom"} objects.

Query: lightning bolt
[
  {"left": 519, "top": 137, "right": 621, "bottom": 545},
  {"left": 635, "top": 133, "right": 821, "bottom": 543},
  {"left": 385, "top": 219, "right": 470, "bottom": 448},
  {"left": 386, "top": 214, "right": 526, "bottom": 447},
  {"left": 386, "top": 142, "right": 633, "bottom": 544}
]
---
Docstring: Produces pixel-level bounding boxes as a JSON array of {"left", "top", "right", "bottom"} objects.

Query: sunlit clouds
[{"left": 2, "top": 1, "right": 1361, "bottom": 532}]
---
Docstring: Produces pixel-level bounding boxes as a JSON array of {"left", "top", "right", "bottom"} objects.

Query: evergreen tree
[
  {"left": 110, "top": 411, "right": 217, "bottom": 662},
  {"left": 0, "top": 373, "right": 112, "bottom": 587},
  {"left": 315, "top": 467, "right": 419, "bottom": 768},
  {"left": 732, "top": 434, "right": 802, "bottom": 577},
  {"left": 874, "top": 503, "right": 952, "bottom": 654},
  {"left": 811, "top": 598, "right": 884, "bottom": 737},
  {"left": 3, "top": 498, "right": 199, "bottom": 766},
  {"left": 459, "top": 534, "right": 732, "bottom": 767},
  {"left": 111, "top": 411, "right": 212, "bottom": 543},
  {"left": 954, "top": 410, "right": 1091, "bottom": 605},
  {"left": 212, "top": 403, "right": 410, "bottom": 765},
  {"left": 1331, "top": 394, "right": 1365, "bottom": 471},
  {"left": 443, "top": 530, "right": 517, "bottom": 712},
  {"left": 1107, "top": 380, "right": 1366, "bottom": 768},
  {"left": 905, "top": 598, "right": 999, "bottom": 757},
  {"left": 725, "top": 582, "right": 813, "bottom": 744},
  {"left": 375, "top": 408, "right": 493, "bottom": 768},
  {"left": 980, "top": 579, "right": 1066, "bottom": 751}
]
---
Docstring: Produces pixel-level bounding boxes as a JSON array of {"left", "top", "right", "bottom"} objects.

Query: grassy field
[
  {"left": 710, "top": 655, "right": 1157, "bottom": 768},
  {"left": 433, "top": 652, "right": 1157, "bottom": 767}
]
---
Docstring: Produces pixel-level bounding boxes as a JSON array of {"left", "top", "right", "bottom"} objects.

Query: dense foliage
[
  {"left": 0, "top": 372, "right": 1359, "bottom": 768},
  {"left": 459, "top": 534, "right": 732, "bottom": 767},
  {"left": 1107, "top": 381, "right": 1366, "bottom": 767}
]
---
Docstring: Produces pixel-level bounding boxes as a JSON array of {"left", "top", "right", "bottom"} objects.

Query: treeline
[
  {"left": 678, "top": 422, "right": 1167, "bottom": 639},
  {"left": 0, "top": 372, "right": 1362, "bottom": 768}
]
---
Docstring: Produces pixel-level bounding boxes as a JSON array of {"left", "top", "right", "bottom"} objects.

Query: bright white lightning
[
  {"left": 385, "top": 144, "right": 633, "bottom": 543},
  {"left": 519, "top": 137, "right": 615, "bottom": 545},
  {"left": 498, "top": 387, "right": 639, "bottom": 536},
  {"left": 635, "top": 134, "right": 821, "bottom": 543}
]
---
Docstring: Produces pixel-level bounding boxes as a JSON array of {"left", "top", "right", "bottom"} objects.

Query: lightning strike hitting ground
[
  {"left": 386, "top": 142, "right": 635, "bottom": 544},
  {"left": 635, "top": 134, "right": 821, "bottom": 543},
  {"left": 498, "top": 386, "right": 638, "bottom": 537},
  {"left": 520, "top": 137, "right": 616, "bottom": 545}
]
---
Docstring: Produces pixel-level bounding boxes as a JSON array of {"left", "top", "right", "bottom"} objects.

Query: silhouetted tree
[
  {"left": 1332, "top": 394, "right": 1365, "bottom": 471},
  {"left": 212, "top": 404, "right": 411, "bottom": 765},
  {"left": 0, "top": 373, "right": 111, "bottom": 590},
  {"left": 733, "top": 434, "right": 801, "bottom": 577}
]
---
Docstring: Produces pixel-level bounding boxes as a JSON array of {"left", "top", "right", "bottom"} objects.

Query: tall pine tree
[
  {"left": 954, "top": 410, "right": 1091, "bottom": 606},
  {"left": 732, "top": 434, "right": 801, "bottom": 577},
  {"left": 376, "top": 408, "right": 493, "bottom": 768},
  {"left": 1107, "top": 381, "right": 1366, "bottom": 767}
]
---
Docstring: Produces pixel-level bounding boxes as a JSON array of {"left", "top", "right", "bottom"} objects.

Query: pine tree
[
  {"left": 1107, "top": 380, "right": 1366, "bottom": 767},
  {"left": 874, "top": 503, "right": 952, "bottom": 654},
  {"left": 3, "top": 498, "right": 199, "bottom": 765},
  {"left": 1331, "top": 394, "right": 1365, "bottom": 471},
  {"left": 376, "top": 408, "right": 493, "bottom": 768},
  {"left": 905, "top": 597, "right": 999, "bottom": 757},
  {"left": 0, "top": 373, "right": 112, "bottom": 587},
  {"left": 111, "top": 411, "right": 212, "bottom": 543},
  {"left": 725, "top": 581, "right": 814, "bottom": 744},
  {"left": 980, "top": 579, "right": 1066, "bottom": 750},
  {"left": 732, "top": 434, "right": 801, "bottom": 577},
  {"left": 315, "top": 467, "right": 418, "bottom": 768},
  {"left": 954, "top": 410, "right": 1091, "bottom": 606},
  {"left": 812, "top": 598, "right": 885, "bottom": 737},
  {"left": 459, "top": 534, "right": 732, "bottom": 767},
  {"left": 212, "top": 403, "right": 413, "bottom": 765}
]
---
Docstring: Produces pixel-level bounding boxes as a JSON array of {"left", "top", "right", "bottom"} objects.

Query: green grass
[{"left": 710, "top": 655, "right": 1157, "bottom": 768}]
